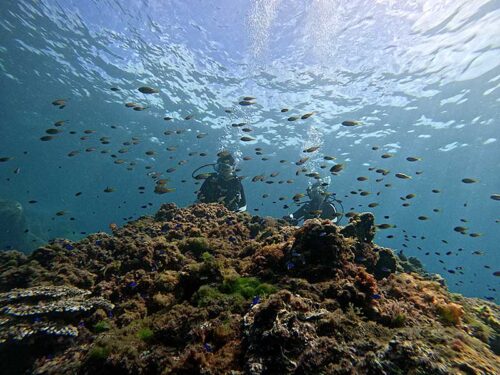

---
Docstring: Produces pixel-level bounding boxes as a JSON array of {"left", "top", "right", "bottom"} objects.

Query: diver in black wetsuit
[
  {"left": 194, "top": 151, "right": 247, "bottom": 212},
  {"left": 285, "top": 179, "right": 341, "bottom": 225}
]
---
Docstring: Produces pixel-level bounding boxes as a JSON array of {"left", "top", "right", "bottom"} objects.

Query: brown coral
[
  {"left": 284, "top": 219, "right": 354, "bottom": 281},
  {"left": 340, "top": 212, "right": 376, "bottom": 243}
]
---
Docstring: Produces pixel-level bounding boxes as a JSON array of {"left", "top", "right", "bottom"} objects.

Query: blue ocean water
[{"left": 0, "top": 0, "right": 498, "bottom": 301}]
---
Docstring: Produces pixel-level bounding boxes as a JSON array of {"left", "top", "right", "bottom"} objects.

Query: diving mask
[{"left": 215, "top": 162, "right": 235, "bottom": 175}]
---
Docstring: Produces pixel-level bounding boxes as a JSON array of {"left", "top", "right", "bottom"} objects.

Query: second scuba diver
[
  {"left": 194, "top": 150, "right": 247, "bottom": 212},
  {"left": 285, "top": 178, "right": 342, "bottom": 225}
]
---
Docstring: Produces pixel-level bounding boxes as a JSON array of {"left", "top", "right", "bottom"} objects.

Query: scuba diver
[
  {"left": 285, "top": 178, "right": 343, "bottom": 225},
  {"left": 193, "top": 150, "right": 247, "bottom": 212}
]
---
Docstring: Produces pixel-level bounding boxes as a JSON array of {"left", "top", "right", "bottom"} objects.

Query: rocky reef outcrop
[
  {"left": 0, "top": 203, "right": 498, "bottom": 374},
  {"left": 0, "top": 199, "right": 45, "bottom": 252}
]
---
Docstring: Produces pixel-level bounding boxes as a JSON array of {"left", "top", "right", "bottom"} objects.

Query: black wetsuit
[
  {"left": 197, "top": 173, "right": 246, "bottom": 211},
  {"left": 290, "top": 199, "right": 337, "bottom": 224}
]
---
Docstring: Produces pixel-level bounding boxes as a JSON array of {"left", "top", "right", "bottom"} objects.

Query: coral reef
[
  {"left": 0, "top": 285, "right": 113, "bottom": 345},
  {"left": 0, "top": 202, "right": 498, "bottom": 374},
  {"left": 340, "top": 212, "right": 375, "bottom": 243}
]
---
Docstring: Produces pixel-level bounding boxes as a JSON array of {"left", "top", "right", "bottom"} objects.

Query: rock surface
[{"left": 0, "top": 203, "right": 498, "bottom": 374}]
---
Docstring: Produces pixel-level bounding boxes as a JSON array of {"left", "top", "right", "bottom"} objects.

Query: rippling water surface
[{"left": 0, "top": 0, "right": 499, "bottom": 300}]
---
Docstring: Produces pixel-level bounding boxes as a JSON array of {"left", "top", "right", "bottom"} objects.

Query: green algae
[
  {"left": 93, "top": 320, "right": 111, "bottom": 333},
  {"left": 468, "top": 318, "right": 493, "bottom": 343},
  {"left": 88, "top": 345, "right": 110, "bottom": 360},
  {"left": 193, "top": 277, "right": 276, "bottom": 308},
  {"left": 194, "top": 285, "right": 244, "bottom": 307},
  {"left": 201, "top": 251, "right": 213, "bottom": 262},
  {"left": 474, "top": 305, "right": 500, "bottom": 330},
  {"left": 179, "top": 237, "right": 212, "bottom": 258},
  {"left": 137, "top": 327, "right": 154, "bottom": 341},
  {"left": 220, "top": 276, "right": 276, "bottom": 299}
]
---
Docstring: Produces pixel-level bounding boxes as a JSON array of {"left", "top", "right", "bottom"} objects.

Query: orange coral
[
  {"left": 437, "top": 302, "right": 464, "bottom": 326},
  {"left": 381, "top": 273, "right": 452, "bottom": 316}
]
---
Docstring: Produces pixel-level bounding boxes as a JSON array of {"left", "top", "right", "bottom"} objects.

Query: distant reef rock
[
  {"left": 0, "top": 199, "right": 46, "bottom": 253},
  {"left": 0, "top": 203, "right": 498, "bottom": 374}
]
